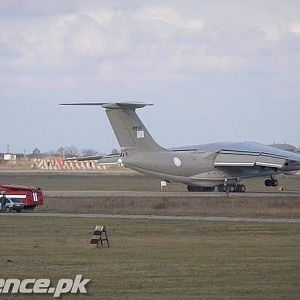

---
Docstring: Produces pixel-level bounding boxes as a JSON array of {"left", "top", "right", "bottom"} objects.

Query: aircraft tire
[
  {"left": 187, "top": 185, "right": 196, "bottom": 192},
  {"left": 265, "top": 179, "right": 272, "bottom": 186},
  {"left": 265, "top": 179, "right": 278, "bottom": 187},
  {"left": 218, "top": 185, "right": 227, "bottom": 192},
  {"left": 187, "top": 185, "right": 215, "bottom": 192},
  {"left": 237, "top": 184, "right": 246, "bottom": 193}
]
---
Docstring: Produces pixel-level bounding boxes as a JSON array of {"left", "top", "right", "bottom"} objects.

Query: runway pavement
[
  {"left": 44, "top": 189, "right": 300, "bottom": 198},
  {"left": 1, "top": 212, "right": 299, "bottom": 223}
]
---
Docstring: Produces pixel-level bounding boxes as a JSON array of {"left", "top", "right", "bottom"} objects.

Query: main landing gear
[
  {"left": 264, "top": 178, "right": 278, "bottom": 187},
  {"left": 187, "top": 185, "right": 215, "bottom": 192},
  {"left": 187, "top": 184, "right": 246, "bottom": 193},
  {"left": 218, "top": 184, "right": 246, "bottom": 193}
]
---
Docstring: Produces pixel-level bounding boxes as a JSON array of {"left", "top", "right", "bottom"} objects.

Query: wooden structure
[{"left": 89, "top": 225, "right": 110, "bottom": 248}]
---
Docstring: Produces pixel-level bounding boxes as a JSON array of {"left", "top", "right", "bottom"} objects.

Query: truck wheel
[{"left": 6, "top": 208, "right": 11, "bottom": 213}]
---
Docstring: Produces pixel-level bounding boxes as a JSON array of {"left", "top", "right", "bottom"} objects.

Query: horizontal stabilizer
[
  {"left": 64, "top": 155, "right": 104, "bottom": 162},
  {"left": 64, "top": 154, "right": 120, "bottom": 162},
  {"left": 61, "top": 101, "right": 164, "bottom": 151},
  {"left": 60, "top": 102, "right": 153, "bottom": 109}
]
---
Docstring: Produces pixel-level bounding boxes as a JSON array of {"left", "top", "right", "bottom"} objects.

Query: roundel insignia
[{"left": 173, "top": 157, "right": 182, "bottom": 167}]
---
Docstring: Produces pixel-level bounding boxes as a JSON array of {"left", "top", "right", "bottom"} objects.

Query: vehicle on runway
[
  {"left": 61, "top": 102, "right": 300, "bottom": 192},
  {"left": 0, "top": 198, "right": 24, "bottom": 213},
  {"left": 0, "top": 184, "right": 43, "bottom": 209}
]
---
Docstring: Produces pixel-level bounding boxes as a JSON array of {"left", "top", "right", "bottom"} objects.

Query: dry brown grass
[{"left": 39, "top": 195, "right": 300, "bottom": 218}]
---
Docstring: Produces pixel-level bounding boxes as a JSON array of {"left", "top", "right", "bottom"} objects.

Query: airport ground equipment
[
  {"left": 61, "top": 102, "right": 300, "bottom": 192},
  {"left": 89, "top": 225, "right": 110, "bottom": 248},
  {"left": 0, "top": 184, "right": 43, "bottom": 209}
]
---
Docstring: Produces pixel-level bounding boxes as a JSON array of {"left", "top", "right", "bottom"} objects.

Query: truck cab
[{"left": 0, "top": 198, "right": 24, "bottom": 213}]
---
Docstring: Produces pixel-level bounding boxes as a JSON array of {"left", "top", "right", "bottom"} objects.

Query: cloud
[
  {"left": 64, "top": 14, "right": 132, "bottom": 58},
  {"left": 168, "top": 49, "right": 247, "bottom": 74},
  {"left": 1, "top": 3, "right": 298, "bottom": 93},
  {"left": 261, "top": 20, "right": 300, "bottom": 40},
  {"left": 0, "top": 1, "right": 300, "bottom": 151},
  {"left": 134, "top": 6, "right": 204, "bottom": 31},
  {"left": 0, "top": 4, "right": 297, "bottom": 82},
  {"left": 289, "top": 21, "right": 300, "bottom": 35}
]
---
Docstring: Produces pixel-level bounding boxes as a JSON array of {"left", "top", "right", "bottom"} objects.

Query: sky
[{"left": 1, "top": 0, "right": 300, "bottom": 154}]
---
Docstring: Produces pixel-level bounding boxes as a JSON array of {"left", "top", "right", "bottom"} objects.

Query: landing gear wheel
[
  {"left": 218, "top": 184, "right": 246, "bottom": 193},
  {"left": 187, "top": 185, "right": 215, "bottom": 192},
  {"left": 265, "top": 179, "right": 278, "bottom": 187},
  {"left": 218, "top": 185, "right": 226, "bottom": 192},
  {"left": 202, "top": 187, "right": 215, "bottom": 192},
  {"left": 265, "top": 179, "right": 271, "bottom": 186},
  {"left": 187, "top": 185, "right": 196, "bottom": 192},
  {"left": 236, "top": 184, "right": 246, "bottom": 193},
  {"left": 229, "top": 186, "right": 235, "bottom": 192}
]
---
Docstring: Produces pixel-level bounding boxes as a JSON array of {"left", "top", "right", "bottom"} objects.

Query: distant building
[{"left": 3, "top": 153, "right": 17, "bottom": 161}]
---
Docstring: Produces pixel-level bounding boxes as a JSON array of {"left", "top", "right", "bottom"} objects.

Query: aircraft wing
[
  {"left": 269, "top": 143, "right": 297, "bottom": 152},
  {"left": 214, "top": 150, "right": 288, "bottom": 169}
]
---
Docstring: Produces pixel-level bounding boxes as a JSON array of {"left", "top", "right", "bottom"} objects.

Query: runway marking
[{"left": 1, "top": 213, "right": 299, "bottom": 223}]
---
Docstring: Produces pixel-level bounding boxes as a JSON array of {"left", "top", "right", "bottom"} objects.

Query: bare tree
[
  {"left": 57, "top": 147, "right": 65, "bottom": 158},
  {"left": 32, "top": 148, "right": 41, "bottom": 158},
  {"left": 111, "top": 148, "right": 120, "bottom": 155},
  {"left": 64, "top": 146, "right": 80, "bottom": 157},
  {"left": 81, "top": 149, "right": 98, "bottom": 156}
]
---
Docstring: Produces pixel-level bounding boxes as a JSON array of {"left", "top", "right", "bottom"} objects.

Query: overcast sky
[{"left": 1, "top": 0, "right": 300, "bottom": 154}]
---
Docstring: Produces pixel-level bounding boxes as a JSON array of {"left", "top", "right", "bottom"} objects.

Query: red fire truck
[{"left": 0, "top": 184, "right": 43, "bottom": 209}]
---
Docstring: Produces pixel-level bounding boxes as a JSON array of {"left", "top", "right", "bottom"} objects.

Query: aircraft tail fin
[{"left": 60, "top": 102, "right": 165, "bottom": 152}]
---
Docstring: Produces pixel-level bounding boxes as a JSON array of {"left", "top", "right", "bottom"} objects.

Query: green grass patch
[{"left": 0, "top": 216, "right": 299, "bottom": 299}]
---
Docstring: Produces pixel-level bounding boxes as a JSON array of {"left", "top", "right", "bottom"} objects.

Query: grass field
[
  {"left": 0, "top": 171, "right": 299, "bottom": 299},
  {"left": 0, "top": 216, "right": 299, "bottom": 299}
]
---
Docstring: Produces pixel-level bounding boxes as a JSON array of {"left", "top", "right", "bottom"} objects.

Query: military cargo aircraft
[{"left": 61, "top": 102, "right": 300, "bottom": 192}]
